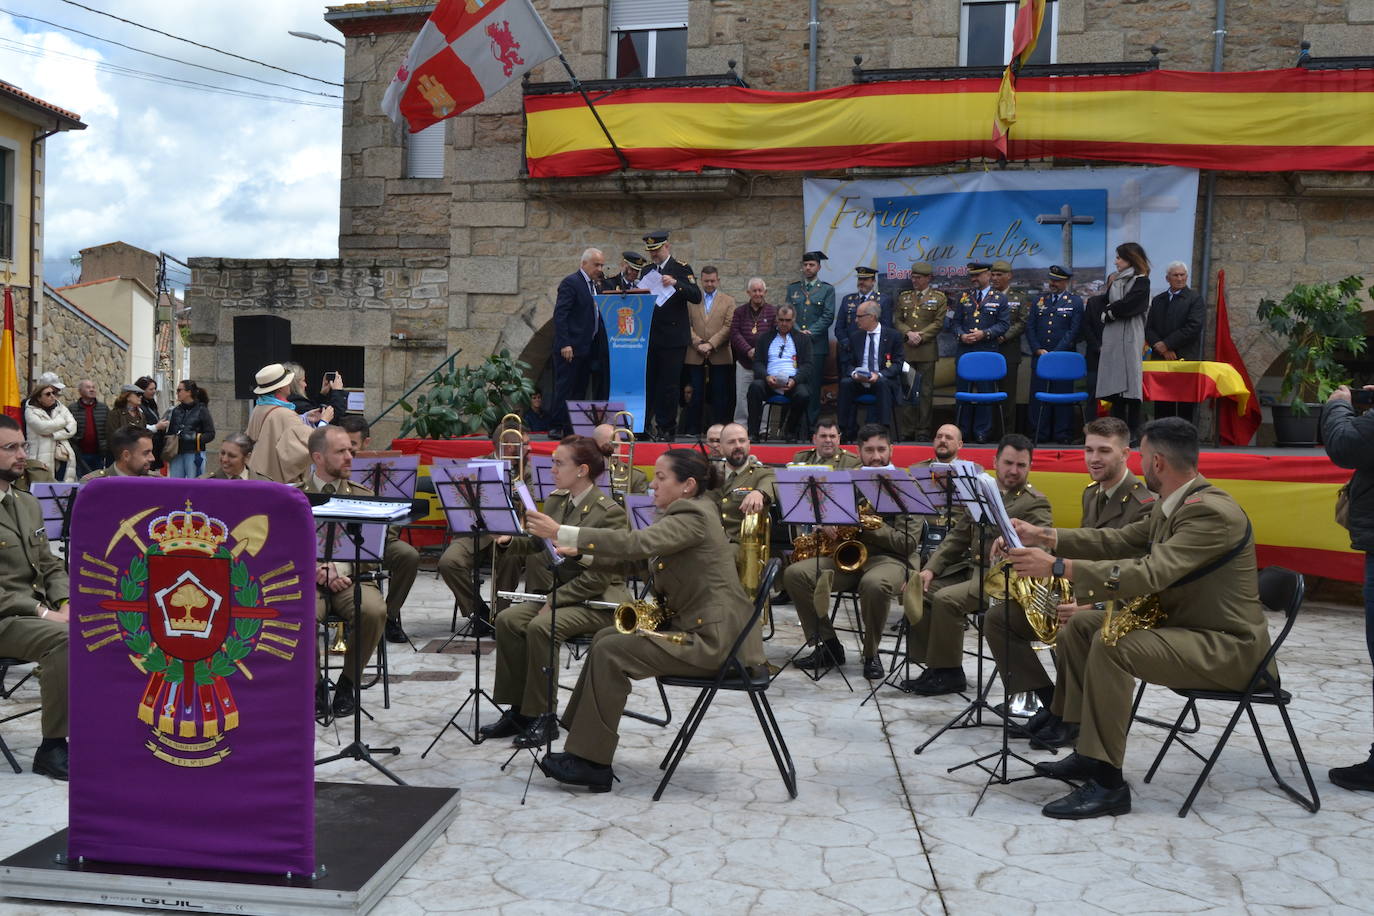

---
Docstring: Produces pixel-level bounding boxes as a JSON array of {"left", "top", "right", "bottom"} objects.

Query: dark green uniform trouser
[
  {"left": 317, "top": 582, "right": 386, "bottom": 683},
  {"left": 493, "top": 601, "right": 612, "bottom": 716},
  {"left": 783, "top": 556, "right": 907, "bottom": 659},
  {"left": 0, "top": 615, "right": 68, "bottom": 738},
  {"left": 984, "top": 599, "right": 1055, "bottom": 695},
  {"left": 383, "top": 537, "right": 419, "bottom": 622},
  {"left": 905, "top": 572, "right": 978, "bottom": 666}
]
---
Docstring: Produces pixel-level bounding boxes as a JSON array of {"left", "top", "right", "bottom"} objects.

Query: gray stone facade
[{"left": 43, "top": 286, "right": 129, "bottom": 402}]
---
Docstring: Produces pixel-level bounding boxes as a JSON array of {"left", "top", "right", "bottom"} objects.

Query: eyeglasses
[{"left": 0, "top": 442, "right": 28, "bottom": 453}]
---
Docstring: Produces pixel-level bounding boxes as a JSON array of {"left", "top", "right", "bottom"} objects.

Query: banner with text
[{"left": 597, "top": 292, "right": 652, "bottom": 432}]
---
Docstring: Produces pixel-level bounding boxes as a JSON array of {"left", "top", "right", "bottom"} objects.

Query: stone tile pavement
[{"left": 3, "top": 571, "right": 1373, "bottom": 914}]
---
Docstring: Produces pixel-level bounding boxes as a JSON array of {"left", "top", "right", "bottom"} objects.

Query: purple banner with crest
[{"left": 67, "top": 478, "right": 317, "bottom": 875}]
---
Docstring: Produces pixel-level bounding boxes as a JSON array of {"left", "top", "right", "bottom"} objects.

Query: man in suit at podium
[
  {"left": 837, "top": 301, "right": 903, "bottom": 442},
  {"left": 551, "top": 248, "right": 609, "bottom": 438},
  {"left": 642, "top": 230, "right": 702, "bottom": 441}
]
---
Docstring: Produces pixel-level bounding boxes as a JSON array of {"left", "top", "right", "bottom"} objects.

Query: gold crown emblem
[
  {"left": 167, "top": 582, "right": 211, "bottom": 633},
  {"left": 149, "top": 501, "right": 229, "bottom": 556}
]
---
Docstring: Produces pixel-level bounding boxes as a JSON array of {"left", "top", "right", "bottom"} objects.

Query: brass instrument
[
  {"left": 790, "top": 505, "right": 883, "bottom": 572},
  {"left": 614, "top": 598, "right": 693, "bottom": 645},
  {"left": 609, "top": 411, "right": 635, "bottom": 506},
  {"left": 736, "top": 509, "right": 771, "bottom": 601},
  {"left": 497, "top": 413, "right": 528, "bottom": 484},
  {"left": 983, "top": 564, "right": 1074, "bottom": 646},
  {"left": 1101, "top": 594, "right": 1164, "bottom": 647}
]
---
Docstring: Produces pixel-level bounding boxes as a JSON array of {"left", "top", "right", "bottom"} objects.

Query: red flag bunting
[
  {"left": 1, "top": 285, "right": 21, "bottom": 424},
  {"left": 993, "top": 0, "right": 1046, "bottom": 154},
  {"left": 1214, "top": 269, "right": 1262, "bottom": 446}
]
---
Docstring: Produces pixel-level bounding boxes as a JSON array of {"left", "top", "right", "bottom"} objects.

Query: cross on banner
[
  {"left": 1035, "top": 203, "right": 1096, "bottom": 269},
  {"left": 1107, "top": 177, "right": 1180, "bottom": 243}
]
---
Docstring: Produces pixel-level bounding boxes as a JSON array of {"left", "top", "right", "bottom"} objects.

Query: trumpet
[{"left": 614, "top": 599, "right": 693, "bottom": 645}]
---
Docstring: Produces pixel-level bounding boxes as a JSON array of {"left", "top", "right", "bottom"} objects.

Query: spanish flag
[
  {"left": 1214, "top": 270, "right": 1262, "bottom": 446},
  {"left": 0, "top": 285, "right": 19, "bottom": 423},
  {"left": 993, "top": 0, "right": 1047, "bottom": 155}
]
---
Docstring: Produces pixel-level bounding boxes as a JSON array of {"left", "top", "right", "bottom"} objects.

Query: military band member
[
  {"left": 913, "top": 424, "right": 966, "bottom": 533},
  {"left": 482, "top": 436, "right": 629, "bottom": 749},
  {"left": 642, "top": 230, "right": 702, "bottom": 441},
  {"left": 526, "top": 449, "right": 762, "bottom": 792},
  {"left": 592, "top": 422, "right": 649, "bottom": 501},
  {"left": 604, "top": 250, "right": 648, "bottom": 291},
  {"left": 902, "top": 433, "right": 1052, "bottom": 695},
  {"left": 714, "top": 423, "right": 776, "bottom": 543},
  {"left": 785, "top": 425, "right": 922, "bottom": 679},
  {"left": 835, "top": 265, "right": 894, "bottom": 366},
  {"left": 705, "top": 423, "right": 725, "bottom": 459},
  {"left": 989, "top": 260, "right": 1030, "bottom": 432},
  {"left": 790, "top": 417, "right": 861, "bottom": 469},
  {"left": 985, "top": 418, "right": 1153, "bottom": 748},
  {"left": 81, "top": 426, "right": 156, "bottom": 480},
  {"left": 951, "top": 262, "right": 1011, "bottom": 443},
  {"left": 1009, "top": 418, "right": 1268, "bottom": 818},
  {"left": 202, "top": 433, "right": 274, "bottom": 481},
  {"left": 1026, "top": 265, "right": 1085, "bottom": 444},
  {"left": 785, "top": 251, "right": 836, "bottom": 427},
  {"left": 894, "top": 261, "right": 948, "bottom": 442}
]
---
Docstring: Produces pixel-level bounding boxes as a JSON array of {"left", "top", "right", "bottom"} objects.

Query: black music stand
[
  {"left": 32, "top": 481, "right": 78, "bottom": 568},
  {"left": 350, "top": 454, "right": 420, "bottom": 500},
  {"left": 567, "top": 400, "right": 626, "bottom": 436},
  {"left": 423, "top": 463, "right": 522, "bottom": 751},
  {"left": 772, "top": 468, "right": 858, "bottom": 689},
  {"left": 311, "top": 493, "right": 424, "bottom": 786}
]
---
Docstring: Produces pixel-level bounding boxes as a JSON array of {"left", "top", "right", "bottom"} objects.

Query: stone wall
[{"left": 42, "top": 287, "right": 128, "bottom": 400}]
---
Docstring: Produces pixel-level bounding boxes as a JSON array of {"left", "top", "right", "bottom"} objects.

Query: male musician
[
  {"left": 785, "top": 251, "right": 836, "bottom": 427},
  {"left": 785, "top": 424, "right": 922, "bottom": 679},
  {"left": 1009, "top": 418, "right": 1268, "bottom": 818},
  {"left": 604, "top": 251, "right": 648, "bottom": 291},
  {"left": 0, "top": 415, "right": 72, "bottom": 779},
  {"left": 302, "top": 425, "right": 387, "bottom": 718},
  {"left": 791, "top": 417, "right": 861, "bottom": 469},
  {"left": 912, "top": 424, "right": 966, "bottom": 532},
  {"left": 592, "top": 422, "right": 648, "bottom": 497},
  {"left": 1026, "top": 265, "right": 1085, "bottom": 444},
  {"left": 705, "top": 423, "right": 725, "bottom": 459},
  {"left": 1145, "top": 262, "right": 1206, "bottom": 422},
  {"left": 642, "top": 230, "right": 702, "bottom": 441},
  {"left": 715, "top": 423, "right": 776, "bottom": 544},
  {"left": 901, "top": 433, "right": 1052, "bottom": 695},
  {"left": 550, "top": 248, "right": 608, "bottom": 438},
  {"left": 985, "top": 417, "right": 1154, "bottom": 748},
  {"left": 730, "top": 278, "right": 777, "bottom": 426},
  {"left": 837, "top": 300, "right": 904, "bottom": 442},
  {"left": 683, "top": 266, "right": 736, "bottom": 435},
  {"left": 338, "top": 416, "right": 420, "bottom": 645},
  {"left": 246, "top": 363, "right": 330, "bottom": 484},
  {"left": 746, "top": 305, "right": 811, "bottom": 442},
  {"left": 80, "top": 426, "right": 156, "bottom": 479},
  {"left": 951, "top": 262, "right": 1011, "bottom": 443},
  {"left": 989, "top": 260, "right": 1030, "bottom": 431},
  {"left": 835, "top": 265, "right": 894, "bottom": 366},
  {"left": 894, "top": 262, "right": 947, "bottom": 442}
]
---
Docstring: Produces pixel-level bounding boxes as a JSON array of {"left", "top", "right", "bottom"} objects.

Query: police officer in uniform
[
  {"left": 990, "top": 260, "right": 1030, "bottom": 433},
  {"left": 785, "top": 251, "right": 836, "bottom": 429},
  {"left": 1025, "top": 265, "right": 1085, "bottom": 444},
  {"left": 714, "top": 423, "right": 777, "bottom": 544},
  {"left": 894, "top": 261, "right": 948, "bottom": 441},
  {"left": 789, "top": 417, "right": 860, "bottom": 469},
  {"left": 642, "top": 231, "right": 702, "bottom": 441},
  {"left": 835, "top": 266, "right": 893, "bottom": 367},
  {"left": 605, "top": 251, "right": 648, "bottom": 291},
  {"left": 951, "top": 262, "right": 1010, "bottom": 443}
]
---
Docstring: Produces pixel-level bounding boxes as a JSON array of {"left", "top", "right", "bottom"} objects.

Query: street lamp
[{"left": 288, "top": 30, "right": 345, "bottom": 49}]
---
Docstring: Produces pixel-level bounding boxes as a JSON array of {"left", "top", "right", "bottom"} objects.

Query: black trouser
[
  {"left": 684, "top": 362, "right": 735, "bottom": 435},
  {"left": 551, "top": 330, "right": 607, "bottom": 432},
  {"left": 747, "top": 379, "right": 809, "bottom": 439},
  {"left": 647, "top": 345, "right": 687, "bottom": 437},
  {"left": 1109, "top": 396, "right": 1142, "bottom": 439},
  {"left": 1152, "top": 401, "right": 1196, "bottom": 424}
]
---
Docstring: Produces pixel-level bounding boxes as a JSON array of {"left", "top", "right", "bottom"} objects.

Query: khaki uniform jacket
[
  {"left": 504, "top": 486, "right": 628, "bottom": 609},
  {"left": 926, "top": 482, "right": 1052, "bottom": 578},
  {"left": 1057, "top": 476, "right": 1271, "bottom": 676},
  {"left": 856, "top": 509, "right": 925, "bottom": 567},
  {"left": 246, "top": 404, "right": 313, "bottom": 484},
  {"left": 895, "top": 287, "right": 948, "bottom": 363},
  {"left": 789, "top": 447, "right": 861, "bottom": 470},
  {"left": 1081, "top": 471, "right": 1155, "bottom": 529},
  {"left": 0, "top": 487, "right": 69, "bottom": 617},
  {"left": 15, "top": 460, "right": 55, "bottom": 493},
  {"left": 685, "top": 292, "right": 736, "bottom": 366},
  {"left": 997, "top": 288, "right": 1029, "bottom": 363},
  {"left": 713, "top": 457, "right": 777, "bottom": 542},
  {"left": 609, "top": 460, "right": 649, "bottom": 498},
  {"left": 79, "top": 465, "right": 145, "bottom": 482},
  {"left": 576, "top": 496, "right": 763, "bottom": 669},
  {"left": 202, "top": 468, "right": 277, "bottom": 481}
]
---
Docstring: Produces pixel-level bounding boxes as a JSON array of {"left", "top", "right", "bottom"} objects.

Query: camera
[{"left": 1352, "top": 389, "right": 1374, "bottom": 407}]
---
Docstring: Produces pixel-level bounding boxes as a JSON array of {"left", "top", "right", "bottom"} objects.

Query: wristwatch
[{"left": 1051, "top": 556, "right": 1066, "bottom": 578}]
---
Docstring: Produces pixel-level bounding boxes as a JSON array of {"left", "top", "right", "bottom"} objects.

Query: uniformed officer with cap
[
  {"left": 786, "top": 251, "right": 836, "bottom": 429},
  {"left": 605, "top": 251, "right": 649, "bottom": 291},
  {"left": 989, "top": 260, "right": 1030, "bottom": 432},
  {"left": 1026, "top": 265, "right": 1085, "bottom": 443},
  {"left": 894, "top": 261, "right": 948, "bottom": 441},
  {"left": 641, "top": 230, "right": 702, "bottom": 440},
  {"left": 951, "top": 261, "right": 1010, "bottom": 442},
  {"left": 836, "top": 265, "right": 893, "bottom": 367}
]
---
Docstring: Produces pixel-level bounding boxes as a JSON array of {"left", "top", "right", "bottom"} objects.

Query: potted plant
[
  {"left": 1257, "top": 276, "right": 1369, "bottom": 446},
  {"left": 398, "top": 350, "right": 535, "bottom": 439}
]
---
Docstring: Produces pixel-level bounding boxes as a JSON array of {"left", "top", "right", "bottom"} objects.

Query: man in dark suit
[
  {"left": 642, "top": 230, "right": 702, "bottom": 440},
  {"left": 837, "top": 301, "right": 904, "bottom": 442},
  {"left": 1145, "top": 261, "right": 1206, "bottom": 422},
  {"left": 746, "top": 305, "right": 811, "bottom": 441},
  {"left": 835, "top": 265, "right": 894, "bottom": 367},
  {"left": 551, "top": 248, "right": 608, "bottom": 437}
]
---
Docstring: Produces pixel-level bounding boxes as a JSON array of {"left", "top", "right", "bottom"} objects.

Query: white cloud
[{"left": 0, "top": 1, "right": 347, "bottom": 284}]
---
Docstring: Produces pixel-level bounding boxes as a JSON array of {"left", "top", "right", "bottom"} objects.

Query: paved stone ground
[{"left": 2, "top": 570, "right": 1372, "bottom": 915}]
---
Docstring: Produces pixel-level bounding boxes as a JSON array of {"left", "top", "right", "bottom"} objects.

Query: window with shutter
[
  {"left": 608, "top": 0, "right": 689, "bottom": 79},
  {"left": 404, "top": 121, "right": 445, "bottom": 179}
]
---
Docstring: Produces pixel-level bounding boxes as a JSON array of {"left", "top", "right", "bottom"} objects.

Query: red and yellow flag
[
  {"left": 1, "top": 285, "right": 21, "bottom": 423},
  {"left": 993, "top": 0, "right": 1047, "bottom": 154},
  {"left": 1214, "top": 270, "right": 1262, "bottom": 446}
]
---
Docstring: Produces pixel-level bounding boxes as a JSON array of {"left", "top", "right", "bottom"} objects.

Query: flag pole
[{"left": 555, "top": 54, "right": 631, "bottom": 171}]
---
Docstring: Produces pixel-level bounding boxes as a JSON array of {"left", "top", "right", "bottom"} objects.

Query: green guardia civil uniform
[
  {"left": 785, "top": 278, "right": 835, "bottom": 425},
  {"left": 998, "top": 287, "right": 1030, "bottom": 411},
  {"left": 894, "top": 286, "right": 948, "bottom": 440}
]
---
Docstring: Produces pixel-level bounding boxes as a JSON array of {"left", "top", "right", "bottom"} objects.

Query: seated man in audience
[
  {"left": 836, "top": 301, "right": 903, "bottom": 442},
  {"left": 790, "top": 416, "right": 861, "bottom": 469},
  {"left": 0, "top": 415, "right": 72, "bottom": 779},
  {"left": 714, "top": 423, "right": 776, "bottom": 544},
  {"left": 745, "top": 305, "right": 811, "bottom": 441},
  {"left": 81, "top": 426, "right": 156, "bottom": 480}
]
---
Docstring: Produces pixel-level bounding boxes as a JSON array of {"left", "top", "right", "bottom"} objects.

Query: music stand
[
  {"left": 31, "top": 481, "right": 78, "bottom": 567},
  {"left": 350, "top": 454, "right": 420, "bottom": 499},
  {"left": 624, "top": 494, "right": 657, "bottom": 530},
  {"left": 566, "top": 401, "right": 626, "bottom": 436},
  {"left": 527, "top": 454, "right": 557, "bottom": 500},
  {"left": 772, "top": 468, "right": 858, "bottom": 689},
  {"left": 423, "top": 463, "right": 522, "bottom": 751},
  {"left": 310, "top": 493, "right": 423, "bottom": 786}
]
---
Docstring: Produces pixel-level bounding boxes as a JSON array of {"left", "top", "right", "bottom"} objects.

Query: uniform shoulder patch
[{"left": 1085, "top": 480, "right": 1100, "bottom": 490}]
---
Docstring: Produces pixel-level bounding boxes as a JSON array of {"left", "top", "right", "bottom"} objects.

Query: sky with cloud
[{"left": 1, "top": 1, "right": 348, "bottom": 289}]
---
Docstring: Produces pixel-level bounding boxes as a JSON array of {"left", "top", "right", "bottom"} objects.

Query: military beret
[
  {"left": 911, "top": 261, "right": 934, "bottom": 276},
  {"left": 991, "top": 260, "right": 1013, "bottom": 272}
]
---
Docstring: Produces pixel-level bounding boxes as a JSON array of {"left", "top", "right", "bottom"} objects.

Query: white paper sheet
[
  {"left": 515, "top": 480, "right": 563, "bottom": 565},
  {"left": 637, "top": 267, "right": 675, "bottom": 307}
]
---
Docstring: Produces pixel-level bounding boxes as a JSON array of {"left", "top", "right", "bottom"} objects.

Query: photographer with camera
[{"left": 1324, "top": 383, "right": 1374, "bottom": 792}]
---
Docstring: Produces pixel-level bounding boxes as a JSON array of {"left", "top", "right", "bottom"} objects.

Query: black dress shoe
[
  {"left": 905, "top": 667, "right": 966, "bottom": 696},
  {"left": 796, "top": 641, "right": 845, "bottom": 670},
  {"left": 32, "top": 743, "right": 69, "bottom": 781},
  {"left": 384, "top": 618, "right": 408, "bottom": 644},
  {"left": 1033, "top": 751, "right": 1095, "bottom": 781},
  {"left": 862, "top": 656, "right": 884, "bottom": 680},
  {"left": 478, "top": 708, "right": 529, "bottom": 742},
  {"left": 513, "top": 715, "right": 560, "bottom": 749},
  {"left": 315, "top": 678, "right": 331, "bottom": 718},
  {"left": 1030, "top": 720, "right": 1079, "bottom": 751},
  {"left": 538, "top": 751, "right": 614, "bottom": 792},
  {"left": 331, "top": 686, "right": 357, "bottom": 718},
  {"left": 1329, "top": 754, "right": 1374, "bottom": 791},
  {"left": 1042, "top": 779, "right": 1132, "bottom": 819},
  {"left": 1023, "top": 705, "right": 1055, "bottom": 736}
]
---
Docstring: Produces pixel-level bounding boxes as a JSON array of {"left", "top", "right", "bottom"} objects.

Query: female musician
[
  {"left": 203, "top": 433, "right": 271, "bottom": 480},
  {"left": 481, "top": 435, "right": 628, "bottom": 749},
  {"left": 524, "top": 448, "right": 763, "bottom": 791}
]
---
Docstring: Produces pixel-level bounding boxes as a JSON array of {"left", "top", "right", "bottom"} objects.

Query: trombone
[
  {"left": 609, "top": 410, "right": 636, "bottom": 507},
  {"left": 497, "top": 413, "right": 528, "bottom": 485}
]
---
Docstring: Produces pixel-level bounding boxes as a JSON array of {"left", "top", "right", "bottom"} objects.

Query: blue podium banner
[{"left": 597, "top": 292, "right": 651, "bottom": 432}]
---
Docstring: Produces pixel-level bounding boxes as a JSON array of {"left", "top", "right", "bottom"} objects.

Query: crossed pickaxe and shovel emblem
[{"left": 103, "top": 509, "right": 270, "bottom": 560}]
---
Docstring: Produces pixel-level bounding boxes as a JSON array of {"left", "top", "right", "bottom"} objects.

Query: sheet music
[
  {"left": 973, "top": 474, "right": 1023, "bottom": 549},
  {"left": 310, "top": 497, "right": 411, "bottom": 521},
  {"left": 515, "top": 481, "right": 563, "bottom": 566},
  {"left": 932, "top": 461, "right": 986, "bottom": 521},
  {"left": 637, "top": 267, "right": 674, "bottom": 307}
]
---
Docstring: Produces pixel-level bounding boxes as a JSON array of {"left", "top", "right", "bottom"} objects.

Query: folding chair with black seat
[
  {"left": 653, "top": 558, "right": 796, "bottom": 801},
  {"left": 563, "top": 631, "right": 672, "bottom": 727},
  {"left": 1143, "top": 566, "right": 1320, "bottom": 818},
  {"left": 319, "top": 614, "right": 391, "bottom": 712},
  {"left": 759, "top": 393, "right": 808, "bottom": 443},
  {"left": 0, "top": 657, "right": 38, "bottom": 774}
]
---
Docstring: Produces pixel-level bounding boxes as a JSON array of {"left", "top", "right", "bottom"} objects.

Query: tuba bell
[
  {"left": 736, "top": 509, "right": 770, "bottom": 601},
  {"left": 614, "top": 598, "right": 693, "bottom": 646}
]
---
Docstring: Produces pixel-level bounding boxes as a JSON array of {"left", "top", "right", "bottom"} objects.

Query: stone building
[
  {"left": 187, "top": 0, "right": 1374, "bottom": 444},
  {"left": 42, "top": 284, "right": 129, "bottom": 401}
]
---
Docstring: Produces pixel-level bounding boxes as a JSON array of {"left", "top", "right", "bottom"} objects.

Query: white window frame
[
  {"left": 404, "top": 121, "right": 445, "bottom": 179},
  {"left": 607, "top": 22, "right": 689, "bottom": 79},
  {"left": 958, "top": 0, "right": 1059, "bottom": 67}
]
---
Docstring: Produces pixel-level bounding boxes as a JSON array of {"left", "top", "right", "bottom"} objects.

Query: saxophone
[
  {"left": 790, "top": 503, "right": 883, "bottom": 571},
  {"left": 614, "top": 599, "right": 693, "bottom": 645},
  {"left": 1101, "top": 594, "right": 1164, "bottom": 647}
]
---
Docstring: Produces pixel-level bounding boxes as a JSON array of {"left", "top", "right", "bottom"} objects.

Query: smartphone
[
  {"left": 324, "top": 371, "right": 338, "bottom": 382},
  {"left": 1352, "top": 389, "right": 1374, "bottom": 407}
]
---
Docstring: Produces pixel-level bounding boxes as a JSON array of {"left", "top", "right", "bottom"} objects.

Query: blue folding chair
[
  {"left": 954, "top": 351, "right": 1007, "bottom": 443},
  {"left": 1030, "top": 351, "right": 1089, "bottom": 446},
  {"left": 760, "top": 393, "right": 805, "bottom": 442}
]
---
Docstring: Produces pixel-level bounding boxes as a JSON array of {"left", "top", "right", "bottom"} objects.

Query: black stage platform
[{"left": 0, "top": 782, "right": 459, "bottom": 915}]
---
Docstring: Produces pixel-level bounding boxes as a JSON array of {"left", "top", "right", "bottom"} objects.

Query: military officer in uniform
[
  {"left": 790, "top": 417, "right": 861, "bottom": 469},
  {"left": 482, "top": 436, "right": 629, "bottom": 749},
  {"left": 989, "top": 260, "right": 1030, "bottom": 433},
  {"left": 1010, "top": 417, "right": 1268, "bottom": 818},
  {"left": 81, "top": 426, "right": 156, "bottom": 480},
  {"left": 605, "top": 251, "right": 648, "bottom": 291},
  {"left": 902, "top": 433, "right": 1052, "bottom": 696},
  {"left": 1026, "top": 265, "right": 1085, "bottom": 444},
  {"left": 985, "top": 417, "right": 1154, "bottom": 748},
  {"left": 785, "top": 250, "right": 836, "bottom": 428},
  {"left": 714, "top": 423, "right": 776, "bottom": 544},
  {"left": 785, "top": 424, "right": 922, "bottom": 680},
  {"left": 894, "top": 261, "right": 948, "bottom": 442},
  {"left": 951, "top": 262, "right": 1010, "bottom": 443},
  {"left": 641, "top": 231, "right": 702, "bottom": 441},
  {"left": 835, "top": 265, "right": 893, "bottom": 367}
]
